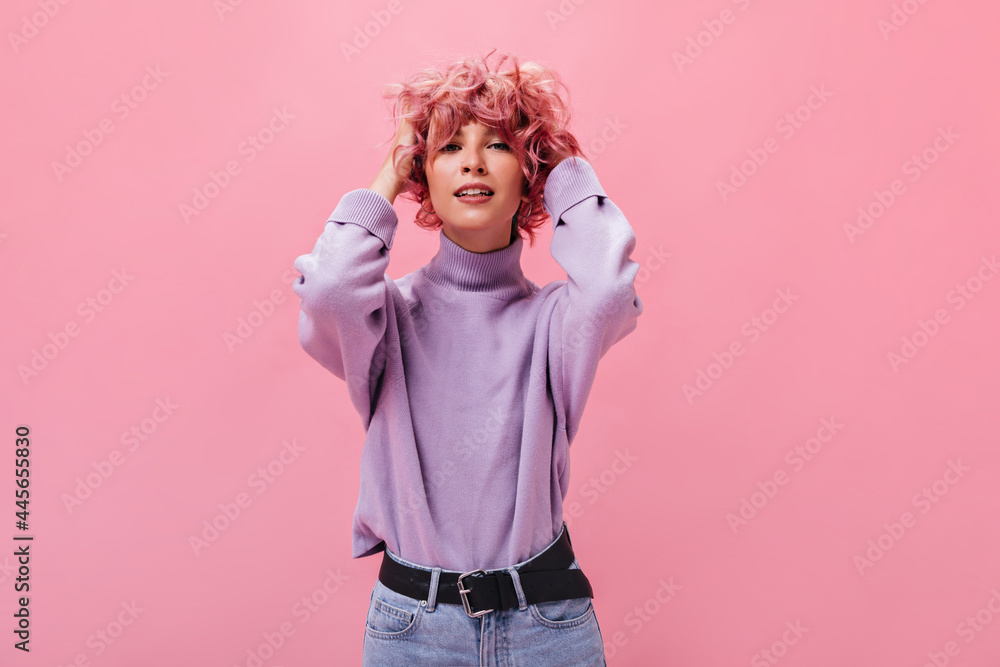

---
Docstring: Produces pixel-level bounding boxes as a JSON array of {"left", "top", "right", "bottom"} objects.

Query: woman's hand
[{"left": 370, "top": 111, "right": 417, "bottom": 205}]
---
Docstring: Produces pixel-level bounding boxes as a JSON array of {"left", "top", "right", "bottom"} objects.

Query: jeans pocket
[
  {"left": 529, "top": 596, "right": 595, "bottom": 629},
  {"left": 365, "top": 581, "right": 423, "bottom": 639}
]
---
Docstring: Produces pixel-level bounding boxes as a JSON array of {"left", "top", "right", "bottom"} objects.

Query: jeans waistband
[{"left": 384, "top": 520, "right": 570, "bottom": 574}]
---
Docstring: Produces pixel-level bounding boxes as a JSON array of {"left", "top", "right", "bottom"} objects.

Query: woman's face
[{"left": 425, "top": 120, "right": 529, "bottom": 253}]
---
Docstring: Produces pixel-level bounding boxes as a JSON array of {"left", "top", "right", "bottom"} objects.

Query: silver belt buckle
[{"left": 457, "top": 569, "right": 494, "bottom": 618}]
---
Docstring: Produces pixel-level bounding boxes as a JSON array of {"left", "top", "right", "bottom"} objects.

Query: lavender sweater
[{"left": 292, "top": 157, "right": 643, "bottom": 572}]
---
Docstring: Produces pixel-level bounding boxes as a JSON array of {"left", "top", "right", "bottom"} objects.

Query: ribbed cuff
[
  {"left": 542, "top": 157, "right": 608, "bottom": 225},
  {"left": 328, "top": 188, "right": 399, "bottom": 250}
]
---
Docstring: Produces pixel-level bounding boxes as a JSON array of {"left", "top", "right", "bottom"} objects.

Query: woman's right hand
[{"left": 370, "top": 111, "right": 417, "bottom": 205}]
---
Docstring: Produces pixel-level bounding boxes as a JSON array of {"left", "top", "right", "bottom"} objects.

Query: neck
[
  {"left": 441, "top": 220, "right": 518, "bottom": 254},
  {"left": 423, "top": 228, "right": 528, "bottom": 298}
]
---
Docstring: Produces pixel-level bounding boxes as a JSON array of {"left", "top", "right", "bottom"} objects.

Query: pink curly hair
[{"left": 379, "top": 49, "right": 587, "bottom": 247}]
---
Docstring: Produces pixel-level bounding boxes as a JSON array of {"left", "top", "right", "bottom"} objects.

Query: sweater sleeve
[
  {"left": 543, "top": 158, "right": 644, "bottom": 445},
  {"left": 292, "top": 188, "right": 399, "bottom": 429}
]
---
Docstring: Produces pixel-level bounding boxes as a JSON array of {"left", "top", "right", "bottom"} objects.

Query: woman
[{"left": 292, "top": 49, "right": 643, "bottom": 665}]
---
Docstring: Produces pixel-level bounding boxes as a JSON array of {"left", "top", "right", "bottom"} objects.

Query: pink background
[{"left": 3, "top": 0, "right": 999, "bottom": 665}]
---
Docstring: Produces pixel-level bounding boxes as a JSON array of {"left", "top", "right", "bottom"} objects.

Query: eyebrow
[{"left": 453, "top": 127, "right": 498, "bottom": 137}]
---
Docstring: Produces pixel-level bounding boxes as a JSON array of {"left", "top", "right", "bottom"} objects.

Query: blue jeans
[{"left": 361, "top": 523, "right": 607, "bottom": 666}]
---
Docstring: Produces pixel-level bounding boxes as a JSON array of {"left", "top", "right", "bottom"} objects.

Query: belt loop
[
  {"left": 425, "top": 567, "right": 442, "bottom": 612},
  {"left": 506, "top": 566, "right": 528, "bottom": 611}
]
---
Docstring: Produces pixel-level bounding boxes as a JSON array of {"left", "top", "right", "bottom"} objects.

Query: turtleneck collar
[{"left": 423, "top": 229, "right": 528, "bottom": 295}]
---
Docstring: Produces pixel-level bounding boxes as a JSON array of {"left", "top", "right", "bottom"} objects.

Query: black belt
[{"left": 377, "top": 524, "right": 594, "bottom": 618}]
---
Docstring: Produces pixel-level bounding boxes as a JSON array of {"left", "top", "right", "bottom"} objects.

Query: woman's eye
[{"left": 441, "top": 143, "right": 509, "bottom": 151}]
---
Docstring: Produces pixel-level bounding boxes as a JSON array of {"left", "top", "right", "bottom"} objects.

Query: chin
[{"left": 443, "top": 216, "right": 501, "bottom": 230}]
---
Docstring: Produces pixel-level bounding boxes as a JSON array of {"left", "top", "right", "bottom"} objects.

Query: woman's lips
[{"left": 455, "top": 194, "right": 494, "bottom": 205}]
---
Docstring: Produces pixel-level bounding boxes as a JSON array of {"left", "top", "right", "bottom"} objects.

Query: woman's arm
[
  {"left": 291, "top": 118, "right": 415, "bottom": 429},
  {"left": 543, "top": 157, "right": 644, "bottom": 445},
  {"left": 292, "top": 191, "right": 397, "bottom": 429},
  {"left": 369, "top": 114, "right": 416, "bottom": 204}
]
